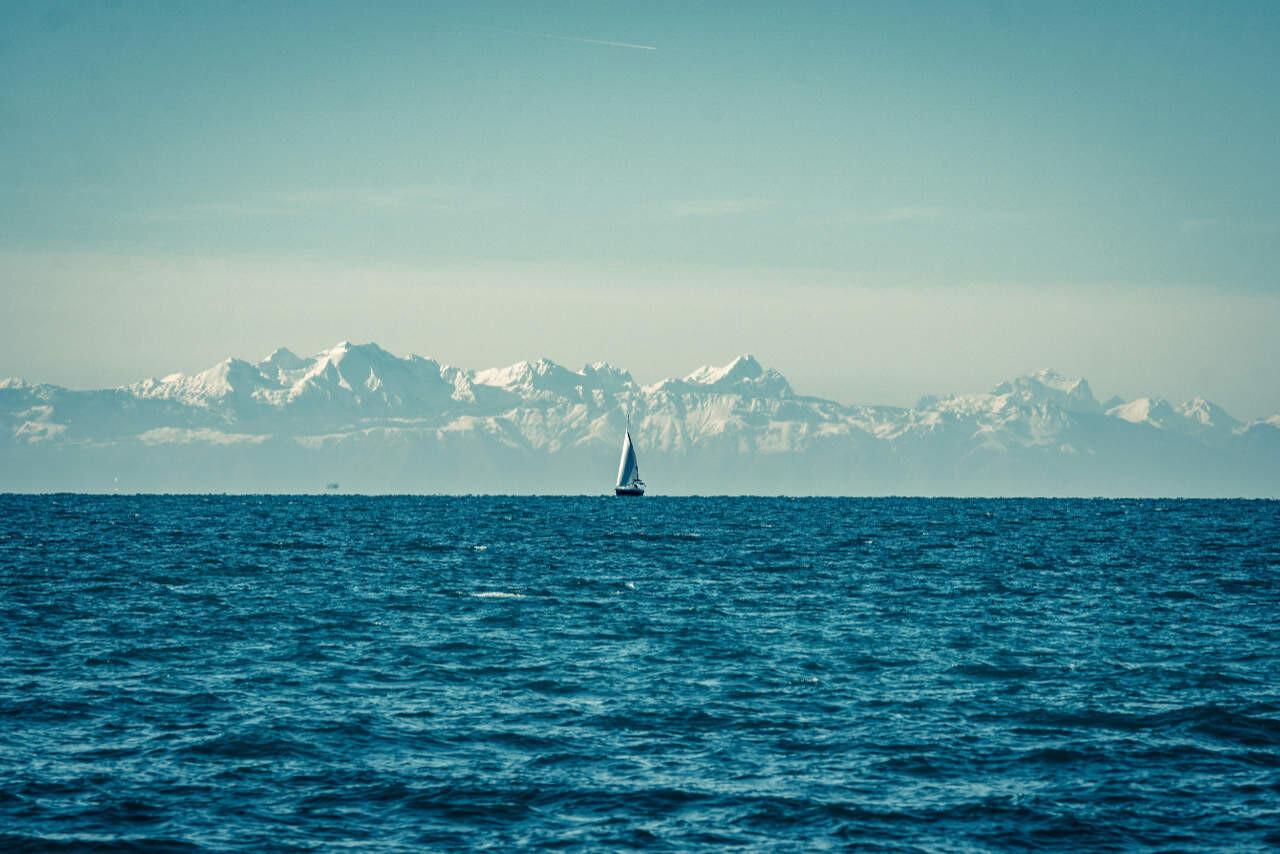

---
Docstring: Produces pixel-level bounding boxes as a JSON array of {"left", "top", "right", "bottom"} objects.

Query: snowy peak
[
  {"left": 474, "top": 358, "right": 579, "bottom": 395},
  {"left": 581, "top": 361, "right": 636, "bottom": 391},
  {"left": 1176, "top": 397, "right": 1241, "bottom": 431},
  {"left": 257, "top": 346, "right": 307, "bottom": 374},
  {"left": 308, "top": 340, "right": 442, "bottom": 380},
  {"left": 686, "top": 354, "right": 764, "bottom": 385},
  {"left": 314, "top": 340, "right": 399, "bottom": 370},
  {"left": 993, "top": 369, "right": 1101, "bottom": 413},
  {"left": 123, "top": 340, "right": 462, "bottom": 420},
  {"left": 1108, "top": 396, "right": 1179, "bottom": 428},
  {"left": 663, "top": 354, "right": 793, "bottom": 397},
  {"left": 129, "top": 357, "right": 273, "bottom": 405},
  {"left": 472, "top": 357, "right": 642, "bottom": 402},
  {"left": 1106, "top": 394, "right": 1244, "bottom": 440},
  {"left": 285, "top": 341, "right": 453, "bottom": 410}
]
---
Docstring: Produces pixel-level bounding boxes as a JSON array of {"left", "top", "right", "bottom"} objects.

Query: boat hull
[{"left": 614, "top": 486, "right": 645, "bottom": 496}]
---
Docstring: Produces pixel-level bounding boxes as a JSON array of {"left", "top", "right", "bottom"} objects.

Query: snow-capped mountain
[
  {"left": 126, "top": 341, "right": 468, "bottom": 425},
  {"left": 2, "top": 344, "right": 1276, "bottom": 495}
]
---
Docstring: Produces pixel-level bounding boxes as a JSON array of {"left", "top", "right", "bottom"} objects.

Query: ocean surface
[{"left": 2, "top": 496, "right": 1279, "bottom": 852}]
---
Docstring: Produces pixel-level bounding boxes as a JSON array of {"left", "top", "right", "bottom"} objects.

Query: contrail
[
  {"left": 467, "top": 24, "right": 657, "bottom": 51},
  {"left": 528, "top": 31, "right": 657, "bottom": 51}
]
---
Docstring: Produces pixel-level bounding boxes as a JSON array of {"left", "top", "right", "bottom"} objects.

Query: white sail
[{"left": 616, "top": 430, "right": 640, "bottom": 487}]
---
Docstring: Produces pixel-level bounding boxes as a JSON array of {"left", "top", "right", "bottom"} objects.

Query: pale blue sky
[{"left": 3, "top": 1, "right": 1278, "bottom": 415}]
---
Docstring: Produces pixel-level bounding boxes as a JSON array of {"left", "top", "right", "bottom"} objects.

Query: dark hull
[{"left": 614, "top": 487, "right": 645, "bottom": 496}]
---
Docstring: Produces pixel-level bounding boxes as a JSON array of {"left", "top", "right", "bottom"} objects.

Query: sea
[{"left": 1, "top": 495, "right": 1278, "bottom": 852}]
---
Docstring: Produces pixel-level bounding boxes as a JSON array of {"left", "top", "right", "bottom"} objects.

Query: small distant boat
[{"left": 615, "top": 423, "right": 645, "bottom": 496}]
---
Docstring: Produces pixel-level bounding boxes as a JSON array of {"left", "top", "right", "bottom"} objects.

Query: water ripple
[{"left": 1, "top": 495, "right": 1278, "bottom": 850}]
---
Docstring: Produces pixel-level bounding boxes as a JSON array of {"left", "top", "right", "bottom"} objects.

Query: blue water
[{"left": 2, "top": 496, "right": 1279, "bottom": 852}]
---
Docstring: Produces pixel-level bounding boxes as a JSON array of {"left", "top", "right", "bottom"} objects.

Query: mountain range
[{"left": 2, "top": 341, "right": 1277, "bottom": 495}]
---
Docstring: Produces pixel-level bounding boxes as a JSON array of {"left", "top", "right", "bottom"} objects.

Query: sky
[{"left": 2, "top": 0, "right": 1278, "bottom": 417}]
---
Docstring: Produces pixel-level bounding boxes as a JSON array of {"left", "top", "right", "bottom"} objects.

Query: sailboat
[{"left": 615, "top": 422, "right": 645, "bottom": 496}]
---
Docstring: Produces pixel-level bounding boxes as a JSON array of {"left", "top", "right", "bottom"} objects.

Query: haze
[{"left": 3, "top": 2, "right": 1278, "bottom": 417}]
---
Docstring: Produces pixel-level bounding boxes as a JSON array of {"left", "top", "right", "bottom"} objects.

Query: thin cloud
[
  {"left": 827, "top": 206, "right": 944, "bottom": 228},
  {"left": 669, "top": 199, "right": 774, "bottom": 218},
  {"left": 269, "top": 187, "right": 439, "bottom": 209},
  {"left": 129, "top": 202, "right": 297, "bottom": 222},
  {"left": 527, "top": 31, "right": 657, "bottom": 51},
  {"left": 129, "top": 187, "right": 452, "bottom": 222}
]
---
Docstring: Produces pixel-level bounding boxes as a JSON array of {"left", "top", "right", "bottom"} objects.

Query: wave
[{"left": 4, "top": 495, "right": 1278, "bottom": 851}]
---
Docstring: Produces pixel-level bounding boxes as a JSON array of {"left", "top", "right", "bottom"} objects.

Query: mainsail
[{"left": 616, "top": 430, "right": 640, "bottom": 488}]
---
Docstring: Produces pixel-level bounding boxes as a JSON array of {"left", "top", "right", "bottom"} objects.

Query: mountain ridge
[{"left": 2, "top": 342, "right": 1277, "bottom": 495}]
